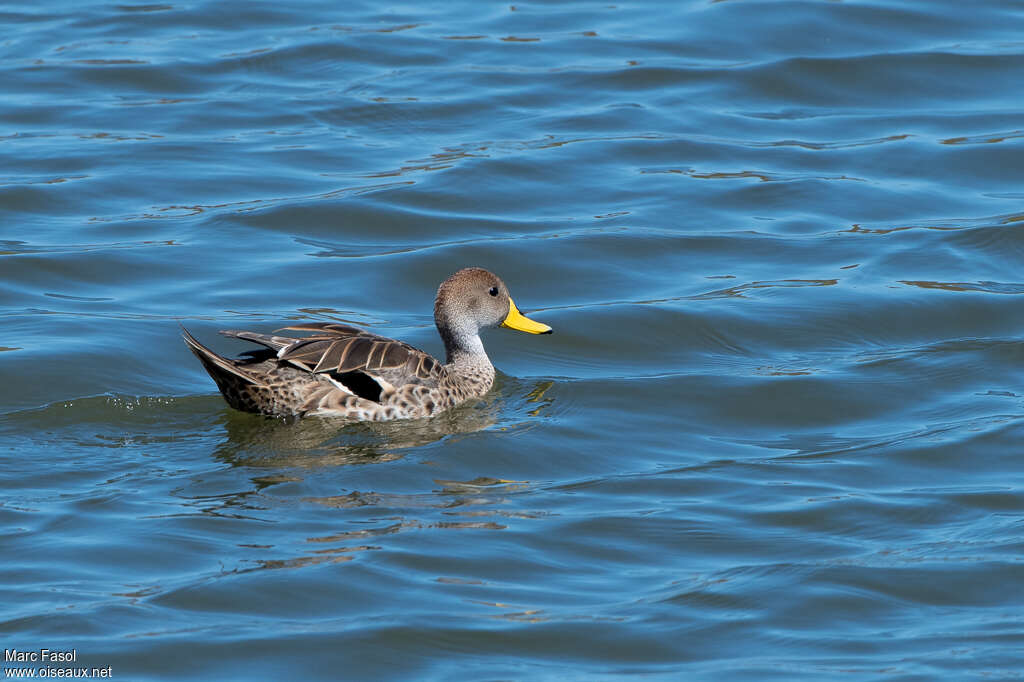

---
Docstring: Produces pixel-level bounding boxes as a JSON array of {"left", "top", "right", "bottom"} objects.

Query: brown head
[{"left": 434, "top": 267, "right": 551, "bottom": 363}]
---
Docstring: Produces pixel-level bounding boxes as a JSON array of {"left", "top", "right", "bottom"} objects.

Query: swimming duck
[{"left": 183, "top": 267, "right": 552, "bottom": 419}]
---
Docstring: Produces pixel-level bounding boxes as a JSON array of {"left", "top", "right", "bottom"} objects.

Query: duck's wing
[{"left": 220, "top": 322, "right": 445, "bottom": 392}]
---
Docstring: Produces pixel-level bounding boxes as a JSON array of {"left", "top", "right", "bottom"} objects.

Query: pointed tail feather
[
  {"left": 182, "top": 326, "right": 265, "bottom": 386},
  {"left": 218, "top": 329, "right": 296, "bottom": 354}
]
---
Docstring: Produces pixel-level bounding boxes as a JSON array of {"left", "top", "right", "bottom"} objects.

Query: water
[{"left": 3, "top": 0, "right": 1024, "bottom": 678}]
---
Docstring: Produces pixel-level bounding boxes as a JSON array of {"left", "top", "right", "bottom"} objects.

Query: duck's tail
[
  {"left": 184, "top": 326, "right": 282, "bottom": 414},
  {"left": 183, "top": 327, "right": 323, "bottom": 416},
  {"left": 182, "top": 327, "right": 264, "bottom": 385}
]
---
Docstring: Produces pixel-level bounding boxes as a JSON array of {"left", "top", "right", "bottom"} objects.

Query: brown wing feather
[
  {"left": 277, "top": 322, "right": 365, "bottom": 336},
  {"left": 271, "top": 324, "right": 445, "bottom": 386},
  {"left": 219, "top": 330, "right": 294, "bottom": 352}
]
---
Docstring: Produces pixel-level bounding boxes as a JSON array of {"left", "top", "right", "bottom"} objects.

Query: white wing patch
[
  {"left": 326, "top": 375, "right": 355, "bottom": 395},
  {"left": 373, "top": 376, "right": 397, "bottom": 395}
]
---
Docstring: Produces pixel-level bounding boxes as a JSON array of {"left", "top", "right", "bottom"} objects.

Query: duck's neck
[
  {"left": 440, "top": 328, "right": 488, "bottom": 366},
  {"left": 437, "top": 319, "right": 496, "bottom": 397},
  {"left": 448, "top": 336, "right": 487, "bottom": 365},
  {"left": 435, "top": 314, "right": 489, "bottom": 366},
  {"left": 443, "top": 332, "right": 496, "bottom": 398}
]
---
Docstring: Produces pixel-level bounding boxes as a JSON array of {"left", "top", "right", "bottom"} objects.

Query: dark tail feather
[{"left": 182, "top": 326, "right": 264, "bottom": 387}]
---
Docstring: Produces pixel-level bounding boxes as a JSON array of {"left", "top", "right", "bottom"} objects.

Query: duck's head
[{"left": 434, "top": 267, "right": 552, "bottom": 360}]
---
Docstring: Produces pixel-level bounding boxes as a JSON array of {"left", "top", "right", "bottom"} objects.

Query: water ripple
[{"left": 4, "top": 0, "right": 1024, "bottom": 678}]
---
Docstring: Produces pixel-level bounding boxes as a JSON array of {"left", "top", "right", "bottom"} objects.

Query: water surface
[{"left": 3, "top": 1, "right": 1024, "bottom": 679}]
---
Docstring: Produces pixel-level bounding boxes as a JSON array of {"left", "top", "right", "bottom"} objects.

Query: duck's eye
[{"left": 488, "top": 286, "right": 499, "bottom": 297}]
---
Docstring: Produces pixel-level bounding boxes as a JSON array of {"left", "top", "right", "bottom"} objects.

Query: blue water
[{"left": 3, "top": 0, "right": 1024, "bottom": 679}]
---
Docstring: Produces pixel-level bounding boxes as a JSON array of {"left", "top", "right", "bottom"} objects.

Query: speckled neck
[
  {"left": 436, "top": 314, "right": 489, "bottom": 366},
  {"left": 441, "top": 348, "right": 496, "bottom": 399}
]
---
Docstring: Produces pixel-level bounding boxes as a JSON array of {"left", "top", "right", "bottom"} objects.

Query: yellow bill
[{"left": 501, "top": 298, "right": 552, "bottom": 334}]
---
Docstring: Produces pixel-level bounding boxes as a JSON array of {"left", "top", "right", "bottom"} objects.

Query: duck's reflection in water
[{"left": 191, "top": 378, "right": 557, "bottom": 575}]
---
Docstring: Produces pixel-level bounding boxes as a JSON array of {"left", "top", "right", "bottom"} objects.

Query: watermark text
[{"left": 4, "top": 650, "right": 111, "bottom": 678}]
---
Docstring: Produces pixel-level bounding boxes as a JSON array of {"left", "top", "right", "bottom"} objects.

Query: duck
[{"left": 182, "top": 267, "right": 552, "bottom": 419}]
